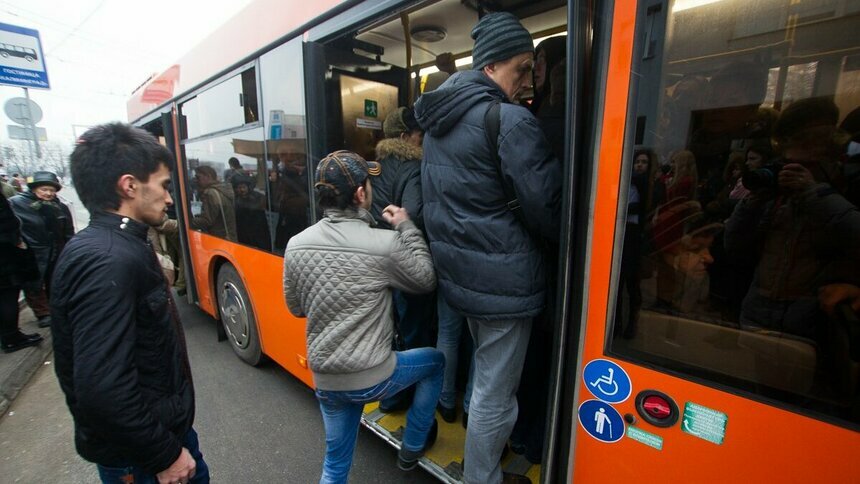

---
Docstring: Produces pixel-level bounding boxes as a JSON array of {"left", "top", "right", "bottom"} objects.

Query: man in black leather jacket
[{"left": 51, "top": 123, "right": 208, "bottom": 484}]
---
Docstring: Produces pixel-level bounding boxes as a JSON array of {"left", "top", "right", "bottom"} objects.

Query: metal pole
[{"left": 23, "top": 88, "right": 41, "bottom": 159}]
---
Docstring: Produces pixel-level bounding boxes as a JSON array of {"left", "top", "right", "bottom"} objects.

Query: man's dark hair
[
  {"left": 316, "top": 179, "right": 363, "bottom": 210},
  {"left": 70, "top": 123, "right": 174, "bottom": 214},
  {"left": 228, "top": 157, "right": 241, "bottom": 168}
]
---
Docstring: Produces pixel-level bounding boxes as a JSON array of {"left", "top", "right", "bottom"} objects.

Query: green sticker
[
  {"left": 682, "top": 402, "right": 727, "bottom": 445},
  {"left": 364, "top": 99, "right": 378, "bottom": 118},
  {"left": 626, "top": 425, "right": 663, "bottom": 450}
]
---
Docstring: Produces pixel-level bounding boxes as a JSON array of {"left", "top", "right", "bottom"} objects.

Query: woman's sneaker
[{"left": 397, "top": 419, "right": 438, "bottom": 471}]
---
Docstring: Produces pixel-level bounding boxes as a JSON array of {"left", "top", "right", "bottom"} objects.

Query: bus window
[
  {"left": 180, "top": 67, "right": 259, "bottom": 140},
  {"left": 611, "top": 0, "right": 860, "bottom": 427},
  {"left": 260, "top": 38, "right": 312, "bottom": 254},
  {"left": 183, "top": 127, "right": 272, "bottom": 251}
]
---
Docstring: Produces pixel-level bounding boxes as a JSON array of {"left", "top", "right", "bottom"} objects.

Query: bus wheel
[{"left": 216, "top": 264, "right": 263, "bottom": 366}]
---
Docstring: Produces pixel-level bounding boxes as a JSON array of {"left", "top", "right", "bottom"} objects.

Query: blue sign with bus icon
[
  {"left": 578, "top": 399, "right": 625, "bottom": 443},
  {"left": 0, "top": 22, "right": 50, "bottom": 89},
  {"left": 583, "top": 359, "right": 632, "bottom": 403}
]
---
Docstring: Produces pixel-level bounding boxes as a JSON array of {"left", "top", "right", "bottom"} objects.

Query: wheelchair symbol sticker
[
  {"left": 578, "top": 399, "right": 624, "bottom": 443},
  {"left": 583, "top": 359, "right": 631, "bottom": 403}
]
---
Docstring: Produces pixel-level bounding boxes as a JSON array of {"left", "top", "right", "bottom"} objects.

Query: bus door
[
  {"left": 136, "top": 109, "right": 198, "bottom": 304},
  {"left": 563, "top": 0, "right": 860, "bottom": 481},
  {"left": 303, "top": 39, "right": 408, "bottom": 193}
]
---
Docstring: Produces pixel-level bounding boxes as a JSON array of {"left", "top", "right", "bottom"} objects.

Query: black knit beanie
[{"left": 471, "top": 12, "right": 534, "bottom": 70}]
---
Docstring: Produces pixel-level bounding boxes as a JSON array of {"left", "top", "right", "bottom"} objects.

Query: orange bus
[{"left": 128, "top": 0, "right": 860, "bottom": 482}]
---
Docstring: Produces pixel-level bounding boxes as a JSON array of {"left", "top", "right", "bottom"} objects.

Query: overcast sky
[{"left": 0, "top": 0, "right": 254, "bottom": 149}]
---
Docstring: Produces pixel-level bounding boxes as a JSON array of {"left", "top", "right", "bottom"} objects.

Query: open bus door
[
  {"left": 137, "top": 109, "right": 198, "bottom": 305},
  {"left": 560, "top": 0, "right": 860, "bottom": 481}
]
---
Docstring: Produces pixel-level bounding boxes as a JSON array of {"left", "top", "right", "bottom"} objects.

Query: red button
[{"left": 643, "top": 395, "right": 672, "bottom": 419}]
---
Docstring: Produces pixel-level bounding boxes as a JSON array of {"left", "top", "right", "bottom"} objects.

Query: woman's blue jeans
[
  {"left": 315, "top": 348, "right": 444, "bottom": 484},
  {"left": 436, "top": 295, "right": 474, "bottom": 412}
]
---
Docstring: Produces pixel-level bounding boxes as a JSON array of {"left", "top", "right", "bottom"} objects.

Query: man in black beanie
[{"left": 415, "top": 11, "right": 562, "bottom": 484}]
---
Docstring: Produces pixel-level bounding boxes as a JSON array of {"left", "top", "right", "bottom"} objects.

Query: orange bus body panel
[
  {"left": 571, "top": 1, "right": 860, "bottom": 482},
  {"left": 186, "top": 231, "right": 314, "bottom": 388},
  {"left": 128, "top": 0, "right": 344, "bottom": 122}
]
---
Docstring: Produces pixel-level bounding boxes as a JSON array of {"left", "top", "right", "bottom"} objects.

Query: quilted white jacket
[{"left": 283, "top": 208, "right": 436, "bottom": 391}]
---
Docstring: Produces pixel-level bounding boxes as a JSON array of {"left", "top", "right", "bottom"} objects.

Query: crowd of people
[
  {"left": 8, "top": 6, "right": 859, "bottom": 484},
  {"left": 0, "top": 170, "right": 74, "bottom": 353}
]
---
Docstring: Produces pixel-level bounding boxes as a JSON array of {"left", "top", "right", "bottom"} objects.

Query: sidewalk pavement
[{"left": 0, "top": 302, "right": 53, "bottom": 419}]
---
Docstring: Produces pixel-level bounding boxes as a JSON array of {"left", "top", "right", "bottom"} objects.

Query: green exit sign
[{"left": 364, "top": 99, "right": 378, "bottom": 118}]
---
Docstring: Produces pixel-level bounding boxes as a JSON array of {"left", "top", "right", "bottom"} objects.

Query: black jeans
[{"left": 0, "top": 287, "right": 21, "bottom": 339}]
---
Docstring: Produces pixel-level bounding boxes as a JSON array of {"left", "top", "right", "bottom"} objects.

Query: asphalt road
[{"left": 0, "top": 293, "right": 440, "bottom": 483}]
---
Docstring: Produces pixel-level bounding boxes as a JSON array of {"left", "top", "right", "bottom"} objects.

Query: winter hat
[
  {"left": 28, "top": 171, "right": 62, "bottom": 191},
  {"left": 314, "top": 150, "right": 381, "bottom": 196},
  {"left": 471, "top": 12, "right": 534, "bottom": 70},
  {"left": 383, "top": 107, "right": 421, "bottom": 138}
]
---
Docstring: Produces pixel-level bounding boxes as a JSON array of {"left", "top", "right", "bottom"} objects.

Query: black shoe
[
  {"left": 462, "top": 411, "right": 468, "bottom": 429},
  {"left": 397, "top": 419, "right": 438, "bottom": 471},
  {"left": 502, "top": 472, "right": 532, "bottom": 484},
  {"left": 437, "top": 403, "right": 456, "bottom": 423},
  {"left": 37, "top": 315, "right": 52, "bottom": 328},
  {"left": 1, "top": 332, "right": 43, "bottom": 353},
  {"left": 510, "top": 442, "right": 527, "bottom": 455}
]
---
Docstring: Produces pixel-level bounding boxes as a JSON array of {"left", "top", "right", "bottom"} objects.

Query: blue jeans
[
  {"left": 315, "top": 348, "right": 444, "bottom": 484},
  {"left": 463, "top": 318, "right": 532, "bottom": 484},
  {"left": 436, "top": 295, "right": 474, "bottom": 412},
  {"left": 97, "top": 428, "right": 209, "bottom": 484}
]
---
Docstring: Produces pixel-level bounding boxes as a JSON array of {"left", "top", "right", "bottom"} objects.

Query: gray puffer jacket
[{"left": 283, "top": 208, "right": 435, "bottom": 391}]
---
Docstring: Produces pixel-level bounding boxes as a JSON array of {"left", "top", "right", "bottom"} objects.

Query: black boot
[
  {"left": 1, "top": 331, "right": 43, "bottom": 353},
  {"left": 397, "top": 419, "right": 438, "bottom": 471}
]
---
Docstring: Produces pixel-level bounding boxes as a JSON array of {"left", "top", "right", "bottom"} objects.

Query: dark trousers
[
  {"left": 380, "top": 289, "right": 436, "bottom": 410},
  {"left": 0, "top": 287, "right": 20, "bottom": 339},
  {"left": 24, "top": 286, "right": 50, "bottom": 318}
]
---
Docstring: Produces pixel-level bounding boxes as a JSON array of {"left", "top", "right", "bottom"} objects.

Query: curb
[{"left": 0, "top": 310, "right": 53, "bottom": 420}]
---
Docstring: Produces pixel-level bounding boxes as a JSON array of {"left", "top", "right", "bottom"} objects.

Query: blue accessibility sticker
[
  {"left": 583, "top": 359, "right": 632, "bottom": 403},
  {"left": 578, "top": 399, "right": 625, "bottom": 443}
]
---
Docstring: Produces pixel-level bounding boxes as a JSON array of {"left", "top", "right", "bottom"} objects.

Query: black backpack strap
[{"left": 484, "top": 101, "right": 522, "bottom": 214}]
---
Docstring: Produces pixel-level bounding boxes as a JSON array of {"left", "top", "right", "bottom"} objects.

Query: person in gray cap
[
  {"left": 414, "top": 11, "right": 562, "bottom": 484},
  {"left": 283, "top": 150, "right": 443, "bottom": 481},
  {"left": 9, "top": 171, "right": 74, "bottom": 328}
]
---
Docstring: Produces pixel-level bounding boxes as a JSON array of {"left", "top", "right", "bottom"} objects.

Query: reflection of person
[
  {"left": 191, "top": 165, "right": 237, "bottom": 241},
  {"left": 272, "top": 149, "right": 309, "bottom": 251},
  {"left": 53, "top": 123, "right": 208, "bottom": 484},
  {"left": 0, "top": 190, "right": 43, "bottom": 353},
  {"left": 651, "top": 199, "right": 722, "bottom": 314},
  {"left": 415, "top": 12, "right": 561, "bottom": 484},
  {"left": 283, "top": 150, "right": 441, "bottom": 480},
  {"left": 232, "top": 174, "right": 271, "bottom": 250},
  {"left": 9, "top": 171, "right": 74, "bottom": 328},
  {"left": 222, "top": 156, "right": 246, "bottom": 185},
  {"left": 725, "top": 99, "right": 860, "bottom": 338}
]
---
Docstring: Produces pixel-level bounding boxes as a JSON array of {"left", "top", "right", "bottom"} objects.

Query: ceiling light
[{"left": 410, "top": 26, "right": 447, "bottom": 43}]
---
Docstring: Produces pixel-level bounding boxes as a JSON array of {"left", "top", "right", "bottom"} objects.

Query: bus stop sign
[{"left": 0, "top": 22, "right": 50, "bottom": 89}]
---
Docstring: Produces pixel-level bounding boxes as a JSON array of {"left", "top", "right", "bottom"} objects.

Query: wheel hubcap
[{"left": 219, "top": 281, "right": 249, "bottom": 349}]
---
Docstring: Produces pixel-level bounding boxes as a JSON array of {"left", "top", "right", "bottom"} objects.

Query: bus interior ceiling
[{"left": 346, "top": 0, "right": 567, "bottom": 75}]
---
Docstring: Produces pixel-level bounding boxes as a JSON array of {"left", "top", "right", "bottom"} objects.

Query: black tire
[
  {"left": 24, "top": 55, "right": 34, "bottom": 62},
  {"left": 216, "top": 264, "right": 263, "bottom": 365}
]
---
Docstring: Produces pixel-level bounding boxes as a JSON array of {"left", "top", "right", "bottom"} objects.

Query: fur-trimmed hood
[{"left": 375, "top": 138, "right": 423, "bottom": 162}]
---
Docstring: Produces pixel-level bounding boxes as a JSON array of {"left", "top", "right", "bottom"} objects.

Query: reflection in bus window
[
  {"left": 180, "top": 67, "right": 259, "bottom": 140},
  {"left": 183, "top": 128, "right": 269, "bottom": 250},
  {"left": 260, "top": 38, "right": 311, "bottom": 254},
  {"left": 613, "top": 0, "right": 860, "bottom": 427}
]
